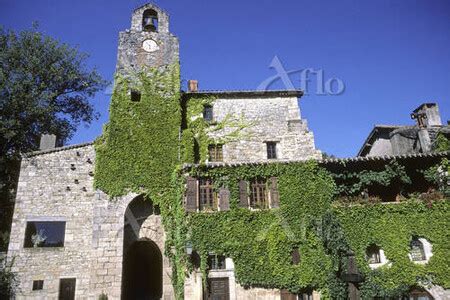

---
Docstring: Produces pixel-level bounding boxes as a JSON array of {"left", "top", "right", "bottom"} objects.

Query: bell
[{"left": 143, "top": 16, "right": 157, "bottom": 31}]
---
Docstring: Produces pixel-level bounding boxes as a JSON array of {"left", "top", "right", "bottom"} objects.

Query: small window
[
  {"left": 410, "top": 238, "right": 426, "bottom": 261},
  {"left": 130, "top": 90, "right": 141, "bottom": 102},
  {"left": 250, "top": 178, "right": 268, "bottom": 209},
  {"left": 32, "top": 280, "right": 44, "bottom": 291},
  {"left": 291, "top": 247, "right": 300, "bottom": 265},
  {"left": 199, "top": 178, "right": 216, "bottom": 211},
  {"left": 366, "top": 244, "right": 381, "bottom": 264},
  {"left": 59, "top": 278, "right": 76, "bottom": 300},
  {"left": 207, "top": 254, "right": 226, "bottom": 270},
  {"left": 266, "top": 142, "right": 277, "bottom": 159},
  {"left": 24, "top": 221, "right": 66, "bottom": 248},
  {"left": 208, "top": 144, "right": 223, "bottom": 162},
  {"left": 203, "top": 105, "right": 213, "bottom": 122}
]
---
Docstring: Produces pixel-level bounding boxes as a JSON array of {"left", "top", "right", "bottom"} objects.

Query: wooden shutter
[
  {"left": 219, "top": 188, "right": 230, "bottom": 211},
  {"left": 185, "top": 177, "right": 198, "bottom": 212},
  {"left": 269, "top": 177, "right": 280, "bottom": 208},
  {"left": 239, "top": 180, "right": 248, "bottom": 208}
]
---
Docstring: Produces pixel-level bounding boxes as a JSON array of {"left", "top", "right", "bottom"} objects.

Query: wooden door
[
  {"left": 58, "top": 278, "right": 76, "bottom": 300},
  {"left": 207, "top": 277, "right": 230, "bottom": 300}
]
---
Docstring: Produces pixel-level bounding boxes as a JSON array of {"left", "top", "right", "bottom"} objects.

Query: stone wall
[
  {"left": 7, "top": 144, "right": 173, "bottom": 299},
  {"left": 208, "top": 96, "right": 321, "bottom": 163},
  {"left": 116, "top": 4, "right": 179, "bottom": 77}
]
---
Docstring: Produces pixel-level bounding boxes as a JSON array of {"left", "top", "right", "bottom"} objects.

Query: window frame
[
  {"left": 266, "top": 142, "right": 277, "bottom": 159},
  {"left": 32, "top": 280, "right": 44, "bottom": 291},
  {"left": 366, "top": 244, "right": 381, "bottom": 264},
  {"left": 208, "top": 144, "right": 223, "bottom": 162},
  {"left": 198, "top": 178, "right": 217, "bottom": 211},
  {"left": 24, "top": 221, "right": 66, "bottom": 248},
  {"left": 207, "top": 254, "right": 226, "bottom": 270},
  {"left": 410, "top": 238, "right": 426, "bottom": 262},
  {"left": 203, "top": 105, "right": 213, "bottom": 122},
  {"left": 249, "top": 178, "right": 268, "bottom": 209}
]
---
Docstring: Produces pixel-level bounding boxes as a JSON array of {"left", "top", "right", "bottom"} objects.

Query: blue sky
[{"left": 1, "top": 0, "right": 449, "bottom": 157}]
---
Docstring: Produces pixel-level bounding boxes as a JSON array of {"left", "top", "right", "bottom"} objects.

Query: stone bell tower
[{"left": 116, "top": 3, "right": 179, "bottom": 76}]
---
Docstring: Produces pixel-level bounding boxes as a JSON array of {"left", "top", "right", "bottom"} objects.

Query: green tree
[
  {"left": 0, "top": 255, "right": 17, "bottom": 298},
  {"left": 0, "top": 25, "right": 106, "bottom": 251}
]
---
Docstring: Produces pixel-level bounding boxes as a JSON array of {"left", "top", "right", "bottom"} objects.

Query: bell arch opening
[{"left": 142, "top": 9, "right": 158, "bottom": 32}]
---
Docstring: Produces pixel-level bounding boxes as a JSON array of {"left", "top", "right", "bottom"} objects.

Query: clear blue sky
[{"left": 1, "top": 0, "right": 449, "bottom": 157}]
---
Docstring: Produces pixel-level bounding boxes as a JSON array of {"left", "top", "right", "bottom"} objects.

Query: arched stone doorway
[
  {"left": 122, "top": 240, "right": 162, "bottom": 300},
  {"left": 121, "top": 195, "right": 164, "bottom": 300}
]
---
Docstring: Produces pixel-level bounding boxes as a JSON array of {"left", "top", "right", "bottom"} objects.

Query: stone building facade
[
  {"left": 6, "top": 3, "right": 321, "bottom": 299},
  {"left": 6, "top": 3, "right": 448, "bottom": 300},
  {"left": 184, "top": 90, "right": 321, "bottom": 164}
]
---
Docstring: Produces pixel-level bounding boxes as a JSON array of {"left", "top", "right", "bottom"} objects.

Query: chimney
[
  {"left": 417, "top": 129, "right": 432, "bottom": 153},
  {"left": 188, "top": 80, "right": 198, "bottom": 92},
  {"left": 39, "top": 134, "right": 57, "bottom": 151},
  {"left": 411, "top": 103, "right": 442, "bottom": 127}
]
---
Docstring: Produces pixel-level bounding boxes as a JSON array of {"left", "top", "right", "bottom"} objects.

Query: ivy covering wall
[
  {"left": 187, "top": 162, "right": 337, "bottom": 296},
  {"left": 334, "top": 200, "right": 450, "bottom": 298},
  {"left": 94, "top": 64, "right": 188, "bottom": 298},
  {"left": 93, "top": 63, "right": 450, "bottom": 299},
  {"left": 94, "top": 64, "right": 180, "bottom": 198}
]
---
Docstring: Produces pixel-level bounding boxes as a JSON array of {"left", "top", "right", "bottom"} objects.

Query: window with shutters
[
  {"left": 199, "top": 178, "right": 217, "bottom": 211},
  {"left": 250, "top": 178, "right": 268, "bottom": 209},
  {"left": 366, "top": 244, "right": 381, "bottom": 264},
  {"left": 208, "top": 144, "right": 223, "bottom": 162},
  {"left": 410, "top": 238, "right": 426, "bottom": 261},
  {"left": 266, "top": 142, "right": 277, "bottom": 159}
]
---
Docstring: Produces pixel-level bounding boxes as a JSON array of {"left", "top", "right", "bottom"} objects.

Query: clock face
[{"left": 142, "top": 39, "right": 159, "bottom": 53}]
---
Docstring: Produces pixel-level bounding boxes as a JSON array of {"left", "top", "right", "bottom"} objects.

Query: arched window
[
  {"left": 404, "top": 287, "right": 434, "bottom": 300},
  {"left": 366, "top": 244, "right": 381, "bottom": 264},
  {"left": 410, "top": 238, "right": 426, "bottom": 261},
  {"left": 142, "top": 9, "right": 158, "bottom": 32}
]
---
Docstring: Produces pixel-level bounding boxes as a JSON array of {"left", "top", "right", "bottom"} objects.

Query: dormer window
[{"left": 143, "top": 9, "right": 158, "bottom": 32}]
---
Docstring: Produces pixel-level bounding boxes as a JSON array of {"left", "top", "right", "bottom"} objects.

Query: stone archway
[
  {"left": 119, "top": 194, "right": 173, "bottom": 299},
  {"left": 122, "top": 239, "right": 162, "bottom": 300}
]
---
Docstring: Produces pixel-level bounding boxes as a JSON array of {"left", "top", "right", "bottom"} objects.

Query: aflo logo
[{"left": 257, "top": 56, "right": 345, "bottom": 95}]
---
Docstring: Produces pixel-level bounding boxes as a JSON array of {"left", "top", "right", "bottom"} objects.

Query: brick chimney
[
  {"left": 188, "top": 80, "right": 198, "bottom": 92},
  {"left": 39, "top": 134, "right": 57, "bottom": 151}
]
